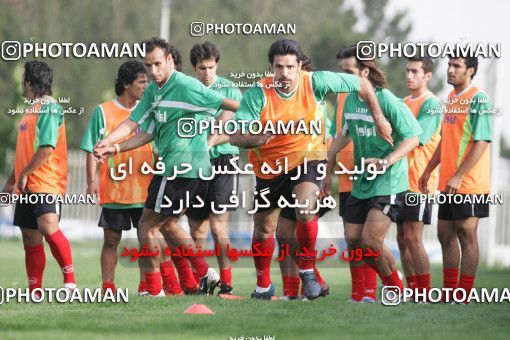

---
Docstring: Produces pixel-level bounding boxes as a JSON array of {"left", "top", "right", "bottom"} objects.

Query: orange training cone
[{"left": 184, "top": 304, "right": 215, "bottom": 314}]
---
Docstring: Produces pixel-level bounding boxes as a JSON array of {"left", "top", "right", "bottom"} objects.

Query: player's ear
[
  {"left": 361, "top": 67, "right": 370, "bottom": 78},
  {"left": 424, "top": 71, "right": 432, "bottom": 82},
  {"left": 466, "top": 66, "right": 475, "bottom": 78},
  {"left": 166, "top": 53, "right": 174, "bottom": 66}
]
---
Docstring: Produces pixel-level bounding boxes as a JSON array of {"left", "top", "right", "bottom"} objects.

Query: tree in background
[{"left": 1, "top": 0, "right": 451, "bottom": 177}]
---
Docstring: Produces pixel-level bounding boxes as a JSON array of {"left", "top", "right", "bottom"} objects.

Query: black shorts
[
  {"left": 13, "top": 194, "right": 62, "bottom": 230},
  {"left": 257, "top": 160, "right": 325, "bottom": 221},
  {"left": 437, "top": 193, "right": 490, "bottom": 221},
  {"left": 338, "top": 192, "right": 351, "bottom": 218},
  {"left": 396, "top": 192, "right": 433, "bottom": 224},
  {"left": 145, "top": 176, "right": 208, "bottom": 217},
  {"left": 186, "top": 154, "right": 239, "bottom": 220},
  {"left": 343, "top": 191, "right": 406, "bottom": 224},
  {"left": 98, "top": 207, "right": 143, "bottom": 231}
]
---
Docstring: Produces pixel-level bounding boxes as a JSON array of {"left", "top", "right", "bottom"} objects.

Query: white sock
[
  {"left": 255, "top": 285, "right": 271, "bottom": 293},
  {"left": 299, "top": 269, "right": 314, "bottom": 274}
]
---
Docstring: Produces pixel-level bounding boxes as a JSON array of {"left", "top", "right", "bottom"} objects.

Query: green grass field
[{"left": 0, "top": 237, "right": 509, "bottom": 340}]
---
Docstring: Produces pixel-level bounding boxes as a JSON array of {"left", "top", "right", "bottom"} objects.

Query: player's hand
[
  {"left": 363, "top": 158, "right": 387, "bottom": 171},
  {"left": 17, "top": 171, "right": 28, "bottom": 194},
  {"left": 374, "top": 117, "right": 393, "bottom": 146},
  {"left": 418, "top": 170, "right": 431, "bottom": 194},
  {"left": 93, "top": 142, "right": 115, "bottom": 163},
  {"left": 86, "top": 182, "right": 99, "bottom": 202},
  {"left": 93, "top": 140, "right": 110, "bottom": 162},
  {"left": 321, "top": 174, "right": 332, "bottom": 197},
  {"left": 260, "top": 132, "right": 276, "bottom": 145},
  {"left": 445, "top": 174, "right": 462, "bottom": 194}
]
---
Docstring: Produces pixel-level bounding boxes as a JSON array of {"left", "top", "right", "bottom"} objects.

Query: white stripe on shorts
[
  {"left": 383, "top": 204, "right": 391, "bottom": 214},
  {"left": 154, "top": 177, "right": 168, "bottom": 213},
  {"left": 418, "top": 200, "right": 426, "bottom": 222},
  {"left": 390, "top": 194, "right": 396, "bottom": 205}
]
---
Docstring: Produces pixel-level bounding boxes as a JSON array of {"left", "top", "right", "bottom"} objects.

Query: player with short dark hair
[
  {"left": 419, "top": 53, "right": 492, "bottom": 303},
  {"left": 93, "top": 37, "right": 240, "bottom": 296},
  {"left": 395, "top": 56, "right": 442, "bottom": 298},
  {"left": 2, "top": 61, "right": 76, "bottom": 294}
]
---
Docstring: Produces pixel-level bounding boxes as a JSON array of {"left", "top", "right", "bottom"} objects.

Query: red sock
[
  {"left": 363, "top": 263, "right": 377, "bottom": 299},
  {"left": 138, "top": 281, "right": 147, "bottom": 293},
  {"left": 144, "top": 271, "right": 162, "bottom": 295},
  {"left": 160, "top": 260, "right": 183, "bottom": 295},
  {"left": 296, "top": 217, "right": 318, "bottom": 270},
  {"left": 253, "top": 234, "right": 274, "bottom": 288},
  {"left": 192, "top": 269, "right": 200, "bottom": 283},
  {"left": 406, "top": 275, "right": 417, "bottom": 289},
  {"left": 171, "top": 254, "right": 198, "bottom": 290},
  {"left": 416, "top": 273, "right": 431, "bottom": 291},
  {"left": 282, "top": 275, "right": 300, "bottom": 297},
  {"left": 349, "top": 264, "right": 365, "bottom": 301},
  {"left": 382, "top": 270, "right": 404, "bottom": 290},
  {"left": 367, "top": 263, "right": 382, "bottom": 278},
  {"left": 443, "top": 268, "right": 458, "bottom": 301},
  {"left": 45, "top": 230, "right": 75, "bottom": 284},
  {"left": 313, "top": 267, "right": 325, "bottom": 286},
  {"left": 24, "top": 244, "right": 46, "bottom": 291},
  {"left": 102, "top": 281, "right": 115, "bottom": 293},
  {"left": 457, "top": 273, "right": 475, "bottom": 303},
  {"left": 220, "top": 267, "right": 232, "bottom": 286},
  {"left": 186, "top": 255, "right": 209, "bottom": 278}
]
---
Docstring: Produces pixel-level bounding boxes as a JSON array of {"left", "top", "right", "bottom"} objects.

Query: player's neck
[
  {"left": 453, "top": 80, "right": 472, "bottom": 94},
  {"left": 278, "top": 81, "right": 298, "bottom": 94},
  {"left": 156, "top": 69, "right": 174, "bottom": 88},
  {"left": 117, "top": 94, "right": 137, "bottom": 110},
  {"left": 409, "top": 87, "right": 428, "bottom": 99}
]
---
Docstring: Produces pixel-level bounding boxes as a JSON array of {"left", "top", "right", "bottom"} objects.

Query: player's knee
[
  {"left": 345, "top": 236, "right": 361, "bottom": 249},
  {"left": 103, "top": 235, "right": 121, "bottom": 249},
  {"left": 254, "top": 230, "right": 273, "bottom": 241},
  {"left": 404, "top": 231, "right": 422, "bottom": 249},
  {"left": 295, "top": 213, "right": 315, "bottom": 224},
  {"left": 191, "top": 227, "right": 207, "bottom": 241},
  {"left": 437, "top": 227, "right": 454, "bottom": 245},
  {"left": 457, "top": 228, "right": 477, "bottom": 246},
  {"left": 361, "top": 237, "right": 379, "bottom": 251}
]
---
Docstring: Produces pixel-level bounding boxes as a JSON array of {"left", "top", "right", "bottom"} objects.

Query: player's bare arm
[
  {"left": 93, "top": 118, "right": 140, "bottom": 159},
  {"left": 419, "top": 140, "right": 441, "bottom": 194}
]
